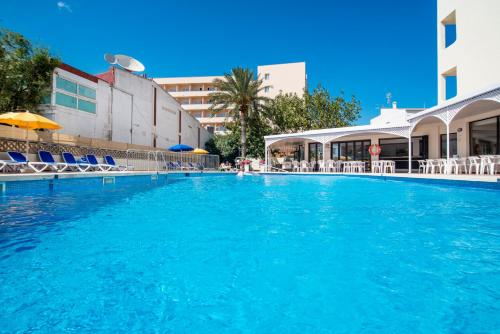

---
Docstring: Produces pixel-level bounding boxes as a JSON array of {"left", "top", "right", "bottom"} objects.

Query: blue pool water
[{"left": 0, "top": 174, "right": 499, "bottom": 333}]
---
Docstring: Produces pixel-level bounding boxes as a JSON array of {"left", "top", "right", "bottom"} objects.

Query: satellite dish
[
  {"left": 103, "top": 53, "right": 145, "bottom": 72},
  {"left": 104, "top": 53, "right": 116, "bottom": 64}
]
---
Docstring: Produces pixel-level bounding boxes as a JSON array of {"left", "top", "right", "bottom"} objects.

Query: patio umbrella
[
  {"left": 0, "top": 110, "right": 62, "bottom": 155},
  {"left": 168, "top": 144, "right": 194, "bottom": 152},
  {"left": 193, "top": 148, "right": 208, "bottom": 154}
]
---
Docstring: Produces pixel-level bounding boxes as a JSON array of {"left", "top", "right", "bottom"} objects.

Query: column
[
  {"left": 264, "top": 143, "right": 269, "bottom": 172},
  {"left": 446, "top": 123, "right": 450, "bottom": 174},
  {"left": 408, "top": 136, "right": 412, "bottom": 174},
  {"left": 322, "top": 142, "right": 326, "bottom": 172}
]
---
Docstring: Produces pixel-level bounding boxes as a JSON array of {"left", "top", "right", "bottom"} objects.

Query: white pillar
[
  {"left": 446, "top": 123, "right": 450, "bottom": 174},
  {"left": 408, "top": 136, "right": 412, "bottom": 174},
  {"left": 264, "top": 144, "right": 269, "bottom": 172},
  {"left": 322, "top": 142, "right": 326, "bottom": 173}
]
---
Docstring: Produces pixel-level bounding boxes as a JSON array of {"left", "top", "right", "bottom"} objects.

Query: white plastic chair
[
  {"left": 425, "top": 159, "right": 437, "bottom": 174},
  {"left": 292, "top": 160, "right": 300, "bottom": 172},
  {"left": 417, "top": 160, "right": 426, "bottom": 173},
  {"left": 450, "top": 158, "right": 467, "bottom": 175},
  {"left": 371, "top": 160, "right": 382, "bottom": 173},
  {"left": 300, "top": 160, "right": 310, "bottom": 172},
  {"left": 384, "top": 161, "right": 395, "bottom": 173},
  {"left": 467, "top": 156, "right": 481, "bottom": 174},
  {"left": 318, "top": 160, "right": 326, "bottom": 172}
]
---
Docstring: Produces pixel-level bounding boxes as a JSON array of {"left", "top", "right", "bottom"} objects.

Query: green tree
[
  {"left": 263, "top": 86, "right": 361, "bottom": 134},
  {"left": 305, "top": 85, "right": 361, "bottom": 129},
  {"left": 263, "top": 92, "right": 309, "bottom": 133},
  {"left": 0, "top": 28, "right": 59, "bottom": 113},
  {"left": 209, "top": 67, "right": 268, "bottom": 158}
]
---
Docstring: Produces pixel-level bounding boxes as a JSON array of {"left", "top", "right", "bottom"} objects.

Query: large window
[
  {"left": 440, "top": 133, "right": 457, "bottom": 158},
  {"left": 331, "top": 140, "right": 371, "bottom": 162},
  {"left": 379, "top": 136, "right": 428, "bottom": 171},
  {"left": 470, "top": 116, "right": 499, "bottom": 155},
  {"left": 55, "top": 75, "right": 96, "bottom": 114},
  {"left": 308, "top": 143, "right": 323, "bottom": 162}
]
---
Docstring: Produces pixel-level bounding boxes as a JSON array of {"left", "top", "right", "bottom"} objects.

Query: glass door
[{"left": 308, "top": 143, "right": 323, "bottom": 171}]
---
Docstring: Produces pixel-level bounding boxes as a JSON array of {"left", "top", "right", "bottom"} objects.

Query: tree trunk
[{"left": 240, "top": 107, "right": 247, "bottom": 158}]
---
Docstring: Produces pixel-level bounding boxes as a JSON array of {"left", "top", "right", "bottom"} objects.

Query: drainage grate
[{"left": 102, "top": 176, "right": 116, "bottom": 185}]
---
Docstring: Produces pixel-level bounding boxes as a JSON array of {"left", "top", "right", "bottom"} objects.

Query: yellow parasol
[
  {"left": 193, "top": 148, "right": 209, "bottom": 154},
  {"left": 0, "top": 110, "right": 62, "bottom": 155}
]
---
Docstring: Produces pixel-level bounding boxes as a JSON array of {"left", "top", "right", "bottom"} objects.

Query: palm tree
[{"left": 209, "top": 67, "right": 268, "bottom": 158}]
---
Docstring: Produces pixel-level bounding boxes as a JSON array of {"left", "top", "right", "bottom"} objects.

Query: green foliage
[
  {"left": 205, "top": 131, "right": 240, "bottom": 163},
  {"left": 305, "top": 85, "right": 361, "bottom": 129},
  {"left": 208, "top": 83, "right": 361, "bottom": 160},
  {"left": 263, "top": 93, "right": 309, "bottom": 133},
  {"left": 209, "top": 67, "right": 268, "bottom": 157},
  {"left": 0, "top": 28, "right": 60, "bottom": 113},
  {"left": 264, "top": 86, "right": 361, "bottom": 134}
]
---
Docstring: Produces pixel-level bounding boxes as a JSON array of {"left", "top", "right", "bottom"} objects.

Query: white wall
[
  {"left": 438, "top": 0, "right": 500, "bottom": 101},
  {"left": 42, "top": 66, "right": 211, "bottom": 149},
  {"left": 258, "top": 62, "right": 307, "bottom": 98},
  {"left": 42, "top": 67, "right": 109, "bottom": 140}
]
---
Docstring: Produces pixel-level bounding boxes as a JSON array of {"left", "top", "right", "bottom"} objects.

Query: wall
[
  {"left": 437, "top": 0, "right": 500, "bottom": 101},
  {"left": 41, "top": 65, "right": 211, "bottom": 150},
  {"left": 257, "top": 62, "right": 307, "bottom": 99}
]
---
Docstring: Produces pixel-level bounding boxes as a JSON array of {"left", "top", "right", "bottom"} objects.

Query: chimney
[{"left": 392, "top": 101, "right": 397, "bottom": 109}]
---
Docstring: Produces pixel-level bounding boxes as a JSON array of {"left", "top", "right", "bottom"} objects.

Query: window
[
  {"left": 308, "top": 143, "right": 323, "bottom": 171},
  {"left": 55, "top": 75, "right": 96, "bottom": 114},
  {"left": 264, "top": 86, "right": 270, "bottom": 93},
  {"left": 442, "top": 67, "right": 457, "bottom": 100},
  {"left": 379, "top": 136, "right": 428, "bottom": 171},
  {"left": 78, "top": 99, "right": 96, "bottom": 113},
  {"left": 445, "top": 75, "right": 457, "bottom": 99},
  {"left": 55, "top": 92, "right": 77, "bottom": 109},
  {"left": 331, "top": 140, "right": 371, "bottom": 162},
  {"left": 78, "top": 85, "right": 96, "bottom": 99},
  {"left": 470, "top": 116, "right": 500, "bottom": 155},
  {"left": 442, "top": 11, "right": 457, "bottom": 48},
  {"left": 440, "top": 133, "right": 458, "bottom": 158},
  {"left": 56, "top": 76, "right": 77, "bottom": 94},
  {"left": 264, "top": 73, "right": 269, "bottom": 80}
]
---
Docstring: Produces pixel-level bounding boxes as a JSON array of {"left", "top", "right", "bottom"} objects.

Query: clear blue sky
[{"left": 1, "top": 0, "right": 437, "bottom": 124}]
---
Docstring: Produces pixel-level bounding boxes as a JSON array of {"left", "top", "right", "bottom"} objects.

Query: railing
[{"left": 124, "top": 149, "right": 220, "bottom": 172}]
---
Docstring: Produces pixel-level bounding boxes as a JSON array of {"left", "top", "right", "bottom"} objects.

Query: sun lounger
[
  {"left": 6, "top": 151, "right": 59, "bottom": 173},
  {"left": 85, "top": 154, "right": 113, "bottom": 171},
  {"left": 104, "top": 155, "right": 128, "bottom": 171},
  {"left": 30, "top": 150, "right": 67, "bottom": 172},
  {"left": 61, "top": 152, "right": 91, "bottom": 172}
]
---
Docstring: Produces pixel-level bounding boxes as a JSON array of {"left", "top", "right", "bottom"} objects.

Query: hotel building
[
  {"left": 154, "top": 62, "right": 307, "bottom": 134},
  {"left": 264, "top": 0, "right": 500, "bottom": 173}
]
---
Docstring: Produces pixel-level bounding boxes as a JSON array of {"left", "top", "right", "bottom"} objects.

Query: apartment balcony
[
  {"left": 197, "top": 116, "right": 234, "bottom": 124},
  {"left": 169, "top": 90, "right": 215, "bottom": 98},
  {"left": 181, "top": 103, "right": 214, "bottom": 111}
]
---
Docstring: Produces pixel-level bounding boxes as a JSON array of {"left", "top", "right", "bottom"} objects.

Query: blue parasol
[{"left": 168, "top": 144, "right": 194, "bottom": 152}]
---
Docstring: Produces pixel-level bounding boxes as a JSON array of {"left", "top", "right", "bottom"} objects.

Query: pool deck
[
  {"left": 0, "top": 170, "right": 498, "bottom": 186},
  {"left": 259, "top": 171, "right": 500, "bottom": 183},
  {"left": 0, "top": 170, "right": 236, "bottom": 182}
]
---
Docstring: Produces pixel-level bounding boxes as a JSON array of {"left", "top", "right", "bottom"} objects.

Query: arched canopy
[{"left": 450, "top": 99, "right": 500, "bottom": 122}]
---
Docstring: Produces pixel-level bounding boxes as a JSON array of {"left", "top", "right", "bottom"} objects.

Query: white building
[
  {"left": 264, "top": 0, "right": 500, "bottom": 173},
  {"left": 258, "top": 62, "right": 307, "bottom": 99},
  {"left": 40, "top": 63, "right": 211, "bottom": 149},
  {"left": 154, "top": 62, "right": 307, "bottom": 133}
]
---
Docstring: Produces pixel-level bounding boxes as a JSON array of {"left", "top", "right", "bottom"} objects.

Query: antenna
[
  {"left": 385, "top": 91, "right": 392, "bottom": 105},
  {"left": 103, "top": 53, "right": 145, "bottom": 73}
]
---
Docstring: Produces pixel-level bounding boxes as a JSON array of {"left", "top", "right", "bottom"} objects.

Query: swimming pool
[{"left": 1, "top": 174, "right": 499, "bottom": 333}]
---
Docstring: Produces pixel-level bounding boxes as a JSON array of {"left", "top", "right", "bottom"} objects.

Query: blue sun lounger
[
  {"left": 85, "top": 154, "right": 113, "bottom": 171},
  {"left": 104, "top": 155, "right": 128, "bottom": 171},
  {"left": 61, "top": 152, "right": 91, "bottom": 172},
  {"left": 6, "top": 151, "right": 63, "bottom": 173}
]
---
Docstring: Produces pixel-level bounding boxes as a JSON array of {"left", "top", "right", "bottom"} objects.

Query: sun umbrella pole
[{"left": 25, "top": 128, "right": 29, "bottom": 157}]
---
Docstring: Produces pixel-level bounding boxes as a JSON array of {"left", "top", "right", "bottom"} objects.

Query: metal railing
[{"left": 125, "top": 149, "right": 220, "bottom": 172}]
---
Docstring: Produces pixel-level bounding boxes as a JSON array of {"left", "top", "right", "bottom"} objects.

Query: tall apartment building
[
  {"left": 154, "top": 62, "right": 307, "bottom": 134},
  {"left": 437, "top": 0, "right": 500, "bottom": 102}
]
